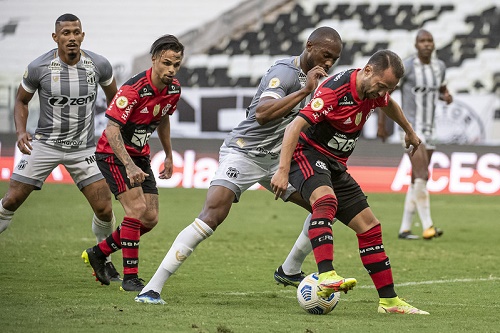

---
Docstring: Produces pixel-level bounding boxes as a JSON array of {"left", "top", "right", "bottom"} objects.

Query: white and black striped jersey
[
  {"left": 400, "top": 55, "right": 446, "bottom": 137},
  {"left": 223, "top": 57, "right": 310, "bottom": 159},
  {"left": 22, "top": 48, "right": 114, "bottom": 150}
]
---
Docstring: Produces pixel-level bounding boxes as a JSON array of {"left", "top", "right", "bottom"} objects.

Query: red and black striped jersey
[
  {"left": 298, "top": 69, "right": 389, "bottom": 165},
  {"left": 96, "top": 68, "right": 181, "bottom": 157}
]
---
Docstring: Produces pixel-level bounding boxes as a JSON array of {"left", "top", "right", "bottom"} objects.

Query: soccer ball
[{"left": 296, "top": 272, "right": 340, "bottom": 315}]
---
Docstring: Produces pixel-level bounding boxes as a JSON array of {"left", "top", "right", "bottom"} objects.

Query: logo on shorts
[
  {"left": 315, "top": 160, "right": 327, "bottom": 170},
  {"left": 226, "top": 167, "right": 240, "bottom": 179},
  {"left": 16, "top": 159, "right": 28, "bottom": 170},
  {"left": 85, "top": 155, "right": 96, "bottom": 165}
]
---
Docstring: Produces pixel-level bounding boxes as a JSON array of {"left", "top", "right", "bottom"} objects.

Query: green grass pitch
[{"left": 0, "top": 182, "right": 498, "bottom": 333}]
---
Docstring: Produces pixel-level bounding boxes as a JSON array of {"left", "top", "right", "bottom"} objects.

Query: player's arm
[
  {"left": 255, "top": 66, "right": 327, "bottom": 125},
  {"left": 101, "top": 78, "right": 118, "bottom": 106},
  {"left": 156, "top": 115, "right": 173, "bottom": 180},
  {"left": 380, "top": 96, "right": 421, "bottom": 156},
  {"left": 106, "top": 120, "right": 147, "bottom": 187},
  {"left": 376, "top": 108, "right": 389, "bottom": 142},
  {"left": 271, "top": 116, "right": 310, "bottom": 199},
  {"left": 439, "top": 84, "right": 453, "bottom": 104},
  {"left": 14, "top": 84, "right": 35, "bottom": 155}
]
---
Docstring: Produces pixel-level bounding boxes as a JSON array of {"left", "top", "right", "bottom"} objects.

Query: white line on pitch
[{"left": 359, "top": 276, "right": 500, "bottom": 289}]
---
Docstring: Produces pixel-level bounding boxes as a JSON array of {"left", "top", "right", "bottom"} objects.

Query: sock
[
  {"left": 281, "top": 214, "right": 312, "bottom": 275},
  {"left": 399, "top": 184, "right": 416, "bottom": 234},
  {"left": 0, "top": 199, "right": 14, "bottom": 234},
  {"left": 140, "top": 218, "right": 213, "bottom": 294},
  {"left": 309, "top": 195, "right": 337, "bottom": 274},
  {"left": 357, "top": 224, "right": 396, "bottom": 298},
  {"left": 92, "top": 213, "right": 116, "bottom": 262},
  {"left": 120, "top": 217, "right": 142, "bottom": 276},
  {"left": 413, "top": 178, "right": 433, "bottom": 230}
]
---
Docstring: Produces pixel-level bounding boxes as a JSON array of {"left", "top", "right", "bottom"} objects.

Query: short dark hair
[
  {"left": 55, "top": 13, "right": 80, "bottom": 30},
  {"left": 367, "top": 49, "right": 405, "bottom": 79},
  {"left": 150, "top": 35, "right": 184, "bottom": 58}
]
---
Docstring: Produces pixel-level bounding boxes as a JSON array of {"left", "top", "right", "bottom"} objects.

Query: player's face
[
  {"left": 360, "top": 66, "right": 399, "bottom": 100},
  {"left": 151, "top": 50, "right": 183, "bottom": 88},
  {"left": 52, "top": 21, "right": 85, "bottom": 59},
  {"left": 415, "top": 31, "right": 435, "bottom": 59},
  {"left": 307, "top": 40, "right": 342, "bottom": 74}
]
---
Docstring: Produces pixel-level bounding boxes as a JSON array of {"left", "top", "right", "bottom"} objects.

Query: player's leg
[
  {"left": 409, "top": 147, "right": 442, "bottom": 239},
  {"left": 1, "top": 141, "right": 56, "bottom": 233},
  {"left": 398, "top": 183, "right": 418, "bottom": 239},
  {"left": 136, "top": 148, "right": 261, "bottom": 303},
  {"left": 135, "top": 184, "right": 233, "bottom": 303},
  {"left": 346, "top": 206, "right": 429, "bottom": 314}
]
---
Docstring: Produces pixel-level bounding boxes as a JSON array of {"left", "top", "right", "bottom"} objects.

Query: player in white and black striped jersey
[
  {"left": 379, "top": 29, "right": 452, "bottom": 240},
  {"left": 0, "top": 14, "right": 121, "bottom": 279}
]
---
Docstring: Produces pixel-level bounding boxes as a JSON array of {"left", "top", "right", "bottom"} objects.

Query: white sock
[
  {"left": 399, "top": 184, "right": 416, "bottom": 234},
  {"left": 140, "top": 218, "right": 213, "bottom": 294},
  {"left": 281, "top": 214, "right": 312, "bottom": 275},
  {"left": 0, "top": 199, "right": 14, "bottom": 234},
  {"left": 413, "top": 178, "right": 433, "bottom": 230},
  {"left": 92, "top": 212, "right": 116, "bottom": 262}
]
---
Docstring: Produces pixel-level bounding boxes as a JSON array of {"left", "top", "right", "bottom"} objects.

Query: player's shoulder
[
  {"left": 80, "top": 49, "right": 111, "bottom": 67},
  {"left": 167, "top": 78, "right": 181, "bottom": 94},
  {"left": 122, "top": 70, "right": 148, "bottom": 88},
  {"left": 27, "top": 49, "right": 57, "bottom": 68},
  {"left": 322, "top": 69, "right": 354, "bottom": 90}
]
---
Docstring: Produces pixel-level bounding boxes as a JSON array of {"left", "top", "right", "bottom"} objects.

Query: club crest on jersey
[
  {"left": 268, "top": 77, "right": 280, "bottom": 88},
  {"left": 116, "top": 96, "right": 129, "bottom": 109},
  {"left": 311, "top": 98, "right": 324, "bottom": 111},
  {"left": 355, "top": 112, "right": 363, "bottom": 126},
  {"left": 153, "top": 104, "right": 161, "bottom": 116},
  {"left": 226, "top": 167, "right": 240, "bottom": 179}
]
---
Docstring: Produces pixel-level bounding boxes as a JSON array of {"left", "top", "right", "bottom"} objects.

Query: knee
[{"left": 141, "top": 209, "right": 159, "bottom": 229}]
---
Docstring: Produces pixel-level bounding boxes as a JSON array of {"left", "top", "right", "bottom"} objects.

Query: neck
[
  {"left": 418, "top": 55, "right": 431, "bottom": 64},
  {"left": 58, "top": 50, "right": 80, "bottom": 66}
]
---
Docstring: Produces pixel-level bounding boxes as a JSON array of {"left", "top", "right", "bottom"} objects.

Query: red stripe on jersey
[{"left": 131, "top": 77, "right": 149, "bottom": 91}]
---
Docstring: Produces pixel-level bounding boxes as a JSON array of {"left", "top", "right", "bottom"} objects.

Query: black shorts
[
  {"left": 96, "top": 153, "right": 158, "bottom": 199},
  {"left": 288, "top": 143, "right": 369, "bottom": 225}
]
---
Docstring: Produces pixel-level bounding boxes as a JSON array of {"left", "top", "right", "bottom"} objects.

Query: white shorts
[
  {"left": 210, "top": 144, "right": 296, "bottom": 202},
  {"left": 11, "top": 140, "right": 104, "bottom": 190}
]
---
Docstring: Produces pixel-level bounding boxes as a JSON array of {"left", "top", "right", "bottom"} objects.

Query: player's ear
[
  {"left": 81, "top": 31, "right": 85, "bottom": 41},
  {"left": 52, "top": 32, "right": 58, "bottom": 43}
]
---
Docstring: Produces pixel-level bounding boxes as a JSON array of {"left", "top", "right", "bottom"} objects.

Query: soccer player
[
  {"left": 134, "top": 27, "right": 343, "bottom": 304},
  {"left": 378, "top": 29, "right": 451, "bottom": 240},
  {"left": 271, "top": 50, "right": 430, "bottom": 314},
  {"left": 0, "top": 13, "right": 121, "bottom": 280},
  {"left": 81, "top": 34, "right": 184, "bottom": 292}
]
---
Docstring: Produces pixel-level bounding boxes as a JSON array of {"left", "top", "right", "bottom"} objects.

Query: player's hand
[
  {"left": 126, "top": 164, "right": 149, "bottom": 187},
  {"left": 271, "top": 169, "right": 289, "bottom": 200},
  {"left": 159, "top": 156, "right": 173, "bottom": 179},
  {"left": 16, "top": 132, "right": 33, "bottom": 155},
  {"left": 377, "top": 125, "right": 389, "bottom": 143},
  {"left": 404, "top": 132, "right": 422, "bottom": 156},
  {"left": 304, "top": 65, "right": 328, "bottom": 93}
]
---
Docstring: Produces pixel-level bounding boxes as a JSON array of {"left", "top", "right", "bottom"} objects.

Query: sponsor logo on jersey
[
  {"left": 333, "top": 70, "right": 348, "bottom": 81},
  {"left": 48, "top": 60, "right": 62, "bottom": 73},
  {"left": 338, "top": 93, "right": 354, "bottom": 106},
  {"left": 116, "top": 96, "right": 129, "bottom": 109},
  {"left": 161, "top": 104, "right": 171, "bottom": 116},
  {"left": 140, "top": 107, "right": 149, "bottom": 114},
  {"left": 268, "top": 77, "right": 280, "bottom": 88},
  {"left": 50, "top": 139, "right": 84, "bottom": 146},
  {"left": 355, "top": 112, "right": 363, "bottom": 126},
  {"left": 311, "top": 98, "right": 324, "bottom": 111},
  {"left": 48, "top": 92, "right": 96, "bottom": 107},
  {"left": 139, "top": 87, "right": 153, "bottom": 97},
  {"left": 226, "top": 167, "right": 240, "bottom": 179},
  {"left": 153, "top": 104, "right": 161, "bottom": 116},
  {"left": 315, "top": 160, "right": 328, "bottom": 170},
  {"left": 168, "top": 85, "right": 180, "bottom": 94}
]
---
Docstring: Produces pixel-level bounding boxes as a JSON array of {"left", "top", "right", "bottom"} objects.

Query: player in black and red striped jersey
[
  {"left": 271, "top": 50, "right": 429, "bottom": 314},
  {"left": 82, "top": 34, "right": 184, "bottom": 292}
]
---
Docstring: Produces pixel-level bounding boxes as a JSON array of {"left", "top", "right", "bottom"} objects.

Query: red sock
[
  {"left": 357, "top": 224, "right": 396, "bottom": 298},
  {"left": 98, "top": 226, "right": 121, "bottom": 256},
  {"left": 120, "top": 217, "right": 142, "bottom": 275},
  {"left": 309, "top": 194, "right": 337, "bottom": 273}
]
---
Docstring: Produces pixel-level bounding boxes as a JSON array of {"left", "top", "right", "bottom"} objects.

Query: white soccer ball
[{"left": 297, "top": 272, "right": 340, "bottom": 315}]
